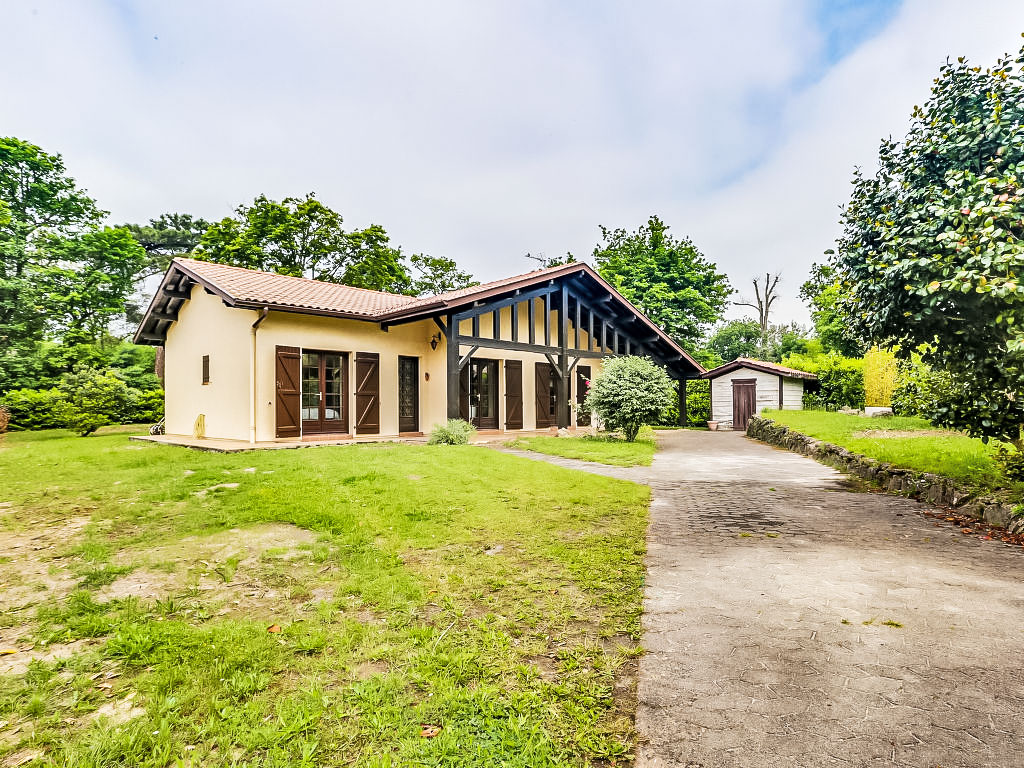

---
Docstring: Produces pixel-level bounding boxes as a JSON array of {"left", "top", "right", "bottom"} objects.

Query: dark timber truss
[{"left": 383, "top": 267, "right": 704, "bottom": 428}]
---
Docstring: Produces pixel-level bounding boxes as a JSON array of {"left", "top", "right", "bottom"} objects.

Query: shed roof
[{"left": 701, "top": 357, "right": 817, "bottom": 381}]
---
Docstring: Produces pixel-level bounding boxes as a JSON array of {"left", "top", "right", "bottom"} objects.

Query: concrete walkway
[{"left": 502, "top": 430, "right": 1024, "bottom": 768}]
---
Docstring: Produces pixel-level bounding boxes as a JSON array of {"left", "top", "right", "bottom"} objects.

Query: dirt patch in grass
[
  {"left": 101, "top": 523, "right": 323, "bottom": 617},
  {"left": 0, "top": 516, "right": 90, "bottom": 611},
  {"left": 0, "top": 639, "right": 98, "bottom": 677},
  {"left": 852, "top": 429, "right": 959, "bottom": 439}
]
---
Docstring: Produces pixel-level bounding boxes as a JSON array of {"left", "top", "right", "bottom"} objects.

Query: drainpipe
[{"left": 250, "top": 307, "right": 270, "bottom": 444}]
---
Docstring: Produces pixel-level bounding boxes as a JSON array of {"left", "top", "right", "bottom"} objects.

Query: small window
[{"left": 202, "top": 355, "right": 210, "bottom": 385}]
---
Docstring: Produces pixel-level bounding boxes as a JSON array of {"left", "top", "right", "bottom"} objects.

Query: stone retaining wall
[{"left": 747, "top": 416, "right": 1024, "bottom": 534}]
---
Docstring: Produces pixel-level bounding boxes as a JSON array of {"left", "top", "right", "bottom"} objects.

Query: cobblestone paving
[{"left": 500, "top": 431, "right": 1024, "bottom": 768}]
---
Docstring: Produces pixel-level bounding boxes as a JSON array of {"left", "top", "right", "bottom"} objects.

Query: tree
[
  {"left": 408, "top": 253, "right": 477, "bottom": 296},
  {"left": 197, "top": 193, "right": 353, "bottom": 281},
  {"left": 585, "top": 356, "right": 674, "bottom": 441},
  {"left": 799, "top": 263, "right": 863, "bottom": 356},
  {"left": 831, "top": 44, "right": 1024, "bottom": 448},
  {"left": 593, "top": 216, "right": 731, "bottom": 347},
  {"left": 734, "top": 272, "right": 780, "bottom": 338},
  {"left": 39, "top": 227, "right": 147, "bottom": 343},
  {"left": 707, "top": 318, "right": 763, "bottom": 362},
  {"left": 0, "top": 137, "right": 115, "bottom": 383},
  {"left": 125, "top": 213, "right": 211, "bottom": 278}
]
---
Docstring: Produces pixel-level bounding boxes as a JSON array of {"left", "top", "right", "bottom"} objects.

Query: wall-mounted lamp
[{"left": 429, "top": 332, "right": 441, "bottom": 351}]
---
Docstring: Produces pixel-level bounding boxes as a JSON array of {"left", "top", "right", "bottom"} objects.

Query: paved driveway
[{"left": 503, "top": 430, "right": 1024, "bottom": 768}]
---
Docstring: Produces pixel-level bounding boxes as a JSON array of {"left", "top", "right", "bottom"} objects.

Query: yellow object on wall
[
  {"left": 193, "top": 413, "right": 206, "bottom": 439},
  {"left": 863, "top": 347, "right": 898, "bottom": 407}
]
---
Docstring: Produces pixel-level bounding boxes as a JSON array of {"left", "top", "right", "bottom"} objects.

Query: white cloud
[{"left": 3, "top": 0, "right": 1023, "bottom": 334}]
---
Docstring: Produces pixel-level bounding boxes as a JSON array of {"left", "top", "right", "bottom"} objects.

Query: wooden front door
[
  {"left": 466, "top": 359, "right": 499, "bottom": 429},
  {"left": 575, "top": 365, "right": 591, "bottom": 426},
  {"left": 535, "top": 362, "right": 556, "bottom": 428},
  {"left": 504, "top": 360, "right": 523, "bottom": 430},
  {"left": 275, "top": 345, "right": 301, "bottom": 438},
  {"left": 732, "top": 378, "right": 756, "bottom": 431},
  {"left": 301, "top": 351, "right": 347, "bottom": 435},
  {"left": 398, "top": 356, "right": 419, "bottom": 433},
  {"left": 355, "top": 352, "right": 380, "bottom": 434}
]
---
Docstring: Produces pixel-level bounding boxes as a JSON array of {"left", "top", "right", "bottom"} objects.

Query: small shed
[{"left": 700, "top": 358, "right": 817, "bottom": 430}]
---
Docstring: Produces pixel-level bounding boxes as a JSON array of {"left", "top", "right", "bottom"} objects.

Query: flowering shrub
[{"left": 585, "top": 356, "right": 674, "bottom": 442}]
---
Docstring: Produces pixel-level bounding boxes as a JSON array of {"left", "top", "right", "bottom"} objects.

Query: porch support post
[
  {"left": 445, "top": 313, "right": 460, "bottom": 419},
  {"left": 556, "top": 282, "right": 570, "bottom": 428},
  {"left": 678, "top": 378, "right": 687, "bottom": 427}
]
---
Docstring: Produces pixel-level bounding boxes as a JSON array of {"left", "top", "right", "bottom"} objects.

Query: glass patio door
[{"left": 301, "top": 351, "right": 347, "bottom": 435}]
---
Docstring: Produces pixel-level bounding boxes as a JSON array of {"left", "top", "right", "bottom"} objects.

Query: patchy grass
[
  {"left": 510, "top": 428, "right": 657, "bottom": 467},
  {"left": 0, "top": 427, "right": 649, "bottom": 767},
  {"left": 762, "top": 410, "right": 1011, "bottom": 492}
]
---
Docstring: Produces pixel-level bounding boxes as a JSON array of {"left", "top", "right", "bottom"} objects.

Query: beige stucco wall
[
  {"left": 164, "top": 290, "right": 606, "bottom": 442},
  {"left": 164, "top": 285, "right": 256, "bottom": 441}
]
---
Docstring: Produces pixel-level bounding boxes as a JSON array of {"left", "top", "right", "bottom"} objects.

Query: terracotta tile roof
[
  {"left": 395, "top": 262, "right": 574, "bottom": 312},
  {"left": 702, "top": 357, "right": 817, "bottom": 380},
  {"left": 173, "top": 257, "right": 419, "bottom": 317}
]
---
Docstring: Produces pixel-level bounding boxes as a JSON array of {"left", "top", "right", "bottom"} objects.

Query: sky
[{"left": 4, "top": 0, "right": 1024, "bottom": 326}]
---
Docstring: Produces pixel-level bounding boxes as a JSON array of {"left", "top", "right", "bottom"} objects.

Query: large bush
[
  {"left": 1, "top": 388, "right": 65, "bottom": 430},
  {"left": 783, "top": 352, "right": 864, "bottom": 411},
  {"left": 57, "top": 368, "right": 137, "bottom": 436},
  {"left": 586, "top": 356, "right": 674, "bottom": 441},
  {"left": 863, "top": 347, "right": 897, "bottom": 408},
  {"left": 661, "top": 379, "right": 710, "bottom": 427}
]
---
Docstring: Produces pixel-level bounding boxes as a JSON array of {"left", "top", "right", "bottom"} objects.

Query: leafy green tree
[
  {"left": 125, "top": 213, "right": 211, "bottom": 277},
  {"left": 593, "top": 216, "right": 731, "bottom": 347},
  {"left": 831, "top": 45, "right": 1024, "bottom": 447},
  {"left": 799, "top": 263, "right": 863, "bottom": 356},
  {"left": 707, "top": 318, "right": 762, "bottom": 362},
  {"left": 40, "top": 227, "right": 147, "bottom": 343},
  {"left": 0, "top": 137, "right": 115, "bottom": 381},
  {"left": 196, "top": 193, "right": 413, "bottom": 292},
  {"left": 57, "top": 368, "right": 136, "bottom": 436},
  {"left": 408, "top": 253, "right": 477, "bottom": 296},
  {"left": 585, "top": 356, "right": 674, "bottom": 441}
]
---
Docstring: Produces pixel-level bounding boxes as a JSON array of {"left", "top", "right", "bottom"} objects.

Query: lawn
[
  {"left": 0, "top": 427, "right": 649, "bottom": 767},
  {"left": 762, "top": 409, "right": 1011, "bottom": 493},
  {"left": 510, "top": 429, "right": 657, "bottom": 467}
]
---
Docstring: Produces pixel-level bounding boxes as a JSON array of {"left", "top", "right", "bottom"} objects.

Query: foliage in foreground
[
  {"left": 585, "top": 356, "right": 674, "bottom": 442},
  {"left": 830, "top": 43, "right": 1024, "bottom": 449},
  {"left": 0, "top": 429, "right": 649, "bottom": 767},
  {"left": 428, "top": 418, "right": 477, "bottom": 445}
]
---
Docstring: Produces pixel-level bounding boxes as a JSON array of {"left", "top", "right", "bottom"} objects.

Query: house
[
  {"left": 700, "top": 358, "right": 816, "bottom": 430},
  {"left": 134, "top": 258, "right": 705, "bottom": 444}
]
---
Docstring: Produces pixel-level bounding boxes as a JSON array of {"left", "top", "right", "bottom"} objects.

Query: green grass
[
  {"left": 763, "top": 409, "right": 1012, "bottom": 494},
  {"left": 0, "top": 427, "right": 649, "bottom": 767},
  {"left": 510, "top": 428, "right": 657, "bottom": 467}
]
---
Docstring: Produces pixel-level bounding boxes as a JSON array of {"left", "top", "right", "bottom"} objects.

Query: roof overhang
[{"left": 701, "top": 359, "right": 817, "bottom": 380}]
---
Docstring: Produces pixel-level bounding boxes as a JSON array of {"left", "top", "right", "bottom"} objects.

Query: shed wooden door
[
  {"left": 275, "top": 345, "right": 301, "bottom": 438},
  {"left": 504, "top": 360, "right": 523, "bottom": 430},
  {"left": 732, "top": 378, "right": 756, "bottom": 431},
  {"left": 354, "top": 352, "right": 380, "bottom": 434},
  {"left": 398, "top": 356, "right": 419, "bottom": 433},
  {"left": 535, "top": 362, "right": 556, "bottom": 428}
]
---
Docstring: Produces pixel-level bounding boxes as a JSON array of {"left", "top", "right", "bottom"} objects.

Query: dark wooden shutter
[
  {"left": 504, "top": 360, "right": 523, "bottom": 430},
  {"left": 459, "top": 365, "right": 470, "bottom": 421},
  {"left": 535, "top": 362, "right": 553, "bottom": 428},
  {"left": 275, "top": 346, "right": 301, "bottom": 438},
  {"left": 355, "top": 352, "right": 380, "bottom": 434}
]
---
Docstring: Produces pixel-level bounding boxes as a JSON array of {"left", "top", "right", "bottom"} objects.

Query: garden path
[{"left": 500, "top": 430, "right": 1024, "bottom": 767}]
